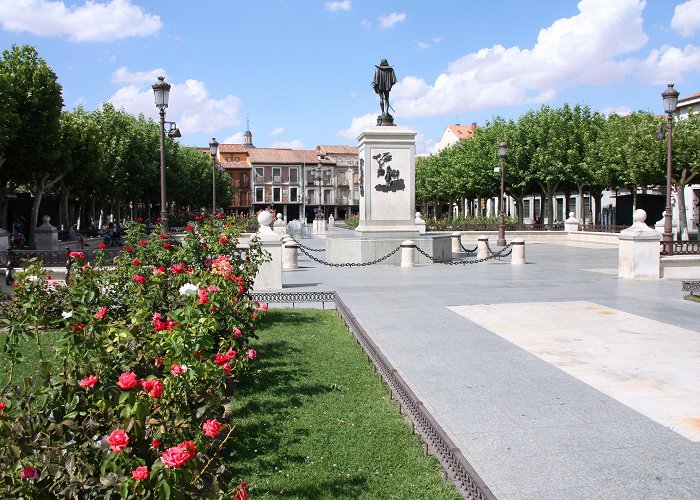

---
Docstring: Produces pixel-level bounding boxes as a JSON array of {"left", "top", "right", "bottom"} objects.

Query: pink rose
[
  {"left": 106, "top": 429, "right": 129, "bottom": 452},
  {"left": 208, "top": 285, "right": 219, "bottom": 292},
  {"left": 20, "top": 466, "right": 38, "bottom": 479},
  {"left": 232, "top": 327, "right": 242, "bottom": 338},
  {"left": 161, "top": 444, "right": 193, "bottom": 469},
  {"left": 198, "top": 288, "right": 209, "bottom": 305},
  {"left": 226, "top": 349, "right": 237, "bottom": 360},
  {"left": 132, "top": 274, "right": 146, "bottom": 285},
  {"left": 116, "top": 372, "right": 138, "bottom": 390},
  {"left": 202, "top": 419, "right": 221, "bottom": 438},
  {"left": 131, "top": 466, "right": 150, "bottom": 480},
  {"left": 171, "top": 364, "right": 184, "bottom": 375},
  {"left": 79, "top": 375, "right": 99, "bottom": 389},
  {"left": 141, "top": 378, "right": 163, "bottom": 398},
  {"left": 246, "top": 349, "right": 257, "bottom": 360}
]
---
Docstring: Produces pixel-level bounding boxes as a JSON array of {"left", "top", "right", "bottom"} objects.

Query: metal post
[
  {"left": 663, "top": 111, "right": 674, "bottom": 245},
  {"left": 497, "top": 152, "right": 506, "bottom": 246},
  {"left": 212, "top": 155, "right": 217, "bottom": 215},
  {"left": 159, "top": 109, "right": 168, "bottom": 234}
]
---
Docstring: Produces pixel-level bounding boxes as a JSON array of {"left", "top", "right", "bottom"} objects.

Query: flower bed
[{"left": 0, "top": 216, "right": 270, "bottom": 498}]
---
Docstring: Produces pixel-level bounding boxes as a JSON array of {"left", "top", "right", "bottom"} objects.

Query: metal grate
[
  {"left": 682, "top": 281, "right": 700, "bottom": 295},
  {"left": 250, "top": 291, "right": 336, "bottom": 309}
]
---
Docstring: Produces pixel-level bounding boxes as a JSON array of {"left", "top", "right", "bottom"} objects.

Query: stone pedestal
[
  {"left": 35, "top": 215, "right": 58, "bottom": 250},
  {"left": 400, "top": 240, "right": 416, "bottom": 268},
  {"left": 618, "top": 209, "right": 660, "bottom": 280},
  {"left": 253, "top": 211, "right": 283, "bottom": 290},
  {"left": 356, "top": 125, "right": 418, "bottom": 237}
]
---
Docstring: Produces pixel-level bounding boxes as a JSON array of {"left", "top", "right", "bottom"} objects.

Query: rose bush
[{"left": 0, "top": 216, "right": 268, "bottom": 498}]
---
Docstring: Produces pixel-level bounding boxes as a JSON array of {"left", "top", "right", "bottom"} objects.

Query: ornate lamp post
[
  {"left": 497, "top": 141, "right": 508, "bottom": 246},
  {"left": 315, "top": 155, "right": 323, "bottom": 219},
  {"left": 152, "top": 76, "right": 171, "bottom": 234},
  {"left": 661, "top": 84, "right": 679, "bottom": 244},
  {"left": 209, "top": 138, "right": 219, "bottom": 215}
]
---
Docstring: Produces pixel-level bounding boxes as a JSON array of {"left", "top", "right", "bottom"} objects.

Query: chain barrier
[
  {"left": 416, "top": 242, "right": 513, "bottom": 265},
  {"left": 296, "top": 242, "right": 402, "bottom": 267},
  {"left": 460, "top": 242, "right": 478, "bottom": 253},
  {"left": 287, "top": 235, "right": 325, "bottom": 252},
  {"left": 485, "top": 240, "right": 514, "bottom": 259}
]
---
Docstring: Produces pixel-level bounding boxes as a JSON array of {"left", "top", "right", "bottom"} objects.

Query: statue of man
[{"left": 372, "top": 59, "right": 397, "bottom": 116}]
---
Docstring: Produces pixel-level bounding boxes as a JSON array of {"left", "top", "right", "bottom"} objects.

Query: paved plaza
[{"left": 283, "top": 228, "right": 700, "bottom": 500}]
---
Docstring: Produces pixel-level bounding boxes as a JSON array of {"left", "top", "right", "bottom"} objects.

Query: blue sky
[{"left": 0, "top": 0, "right": 699, "bottom": 153}]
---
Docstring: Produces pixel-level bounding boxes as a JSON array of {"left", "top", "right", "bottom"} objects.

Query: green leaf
[{"left": 159, "top": 480, "right": 171, "bottom": 500}]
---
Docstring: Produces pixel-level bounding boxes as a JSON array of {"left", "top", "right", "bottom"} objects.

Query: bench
[{"left": 682, "top": 281, "right": 700, "bottom": 296}]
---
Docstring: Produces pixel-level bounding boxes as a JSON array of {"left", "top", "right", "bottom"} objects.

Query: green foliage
[
  {"left": 0, "top": 216, "right": 268, "bottom": 498},
  {"left": 344, "top": 214, "right": 359, "bottom": 229}
]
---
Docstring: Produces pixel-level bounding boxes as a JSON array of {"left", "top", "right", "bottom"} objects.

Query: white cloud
[
  {"left": 417, "top": 41, "right": 430, "bottom": 50},
  {"left": 601, "top": 105, "right": 632, "bottom": 117},
  {"left": 223, "top": 132, "right": 245, "bottom": 144},
  {"left": 0, "top": 0, "right": 161, "bottom": 42},
  {"left": 269, "top": 126, "right": 285, "bottom": 136},
  {"left": 360, "top": 19, "right": 371, "bottom": 29},
  {"left": 432, "top": 36, "right": 443, "bottom": 44},
  {"left": 108, "top": 76, "right": 242, "bottom": 135},
  {"left": 378, "top": 12, "right": 406, "bottom": 28},
  {"left": 635, "top": 44, "right": 700, "bottom": 85},
  {"left": 391, "top": 0, "right": 652, "bottom": 118},
  {"left": 271, "top": 139, "right": 305, "bottom": 149},
  {"left": 337, "top": 113, "right": 375, "bottom": 139},
  {"left": 112, "top": 66, "right": 165, "bottom": 84},
  {"left": 325, "top": 0, "right": 351, "bottom": 12},
  {"left": 671, "top": 0, "right": 700, "bottom": 36}
]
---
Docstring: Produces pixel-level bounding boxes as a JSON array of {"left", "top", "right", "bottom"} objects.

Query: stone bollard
[
  {"left": 35, "top": 215, "right": 58, "bottom": 250},
  {"left": 618, "top": 209, "right": 660, "bottom": 279},
  {"left": 564, "top": 212, "right": 579, "bottom": 232},
  {"left": 283, "top": 241, "right": 299, "bottom": 269},
  {"left": 400, "top": 240, "right": 416, "bottom": 268},
  {"left": 477, "top": 236, "right": 489, "bottom": 260},
  {"left": 511, "top": 238, "right": 525, "bottom": 265},
  {"left": 451, "top": 232, "right": 462, "bottom": 253}
]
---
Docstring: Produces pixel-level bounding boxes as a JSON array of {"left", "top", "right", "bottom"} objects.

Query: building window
[
  {"left": 226, "top": 156, "right": 232, "bottom": 162},
  {"left": 289, "top": 167, "right": 298, "bottom": 184},
  {"left": 235, "top": 156, "right": 240, "bottom": 161},
  {"left": 273, "top": 187, "right": 281, "bottom": 202},
  {"left": 273, "top": 167, "right": 281, "bottom": 183},
  {"left": 255, "top": 187, "right": 264, "bottom": 203},
  {"left": 523, "top": 199, "right": 531, "bottom": 219},
  {"left": 290, "top": 187, "right": 298, "bottom": 202},
  {"left": 241, "top": 173, "right": 248, "bottom": 187},
  {"left": 323, "top": 189, "right": 331, "bottom": 205},
  {"left": 255, "top": 167, "right": 264, "bottom": 182}
]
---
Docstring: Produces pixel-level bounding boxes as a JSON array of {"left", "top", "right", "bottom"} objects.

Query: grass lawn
[{"left": 228, "top": 309, "right": 461, "bottom": 499}]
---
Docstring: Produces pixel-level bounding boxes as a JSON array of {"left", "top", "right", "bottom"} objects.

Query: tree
[
  {"left": 1, "top": 45, "right": 63, "bottom": 246},
  {"left": 672, "top": 112, "right": 700, "bottom": 238}
]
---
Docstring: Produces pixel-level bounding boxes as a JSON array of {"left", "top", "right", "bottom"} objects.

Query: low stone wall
[{"left": 661, "top": 255, "right": 700, "bottom": 279}]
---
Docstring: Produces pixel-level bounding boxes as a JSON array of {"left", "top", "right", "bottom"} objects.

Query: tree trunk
[
  {"left": 675, "top": 180, "right": 687, "bottom": 240},
  {"left": 578, "top": 186, "right": 585, "bottom": 225},
  {"left": 61, "top": 189, "right": 70, "bottom": 229},
  {"left": 592, "top": 191, "right": 602, "bottom": 224}
]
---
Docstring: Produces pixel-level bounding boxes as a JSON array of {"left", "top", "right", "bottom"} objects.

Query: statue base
[{"left": 376, "top": 113, "right": 395, "bottom": 126}]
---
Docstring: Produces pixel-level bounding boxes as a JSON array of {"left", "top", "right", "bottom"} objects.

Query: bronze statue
[{"left": 372, "top": 59, "right": 397, "bottom": 122}]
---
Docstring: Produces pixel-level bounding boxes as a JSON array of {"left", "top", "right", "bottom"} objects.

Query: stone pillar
[
  {"left": 273, "top": 213, "right": 287, "bottom": 236},
  {"left": 253, "top": 211, "right": 283, "bottom": 290},
  {"left": 477, "top": 236, "right": 489, "bottom": 260},
  {"left": 451, "top": 232, "right": 462, "bottom": 253},
  {"left": 415, "top": 212, "right": 426, "bottom": 235},
  {"left": 35, "top": 215, "right": 58, "bottom": 250},
  {"left": 564, "top": 212, "right": 579, "bottom": 232},
  {"left": 511, "top": 238, "right": 525, "bottom": 265},
  {"left": 356, "top": 126, "right": 419, "bottom": 237},
  {"left": 283, "top": 241, "right": 299, "bottom": 269},
  {"left": 328, "top": 214, "right": 335, "bottom": 227},
  {"left": 400, "top": 240, "right": 416, "bottom": 268},
  {"left": 618, "top": 209, "right": 661, "bottom": 280}
]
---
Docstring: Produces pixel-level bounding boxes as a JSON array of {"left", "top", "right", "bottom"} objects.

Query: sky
[{"left": 0, "top": 0, "right": 699, "bottom": 154}]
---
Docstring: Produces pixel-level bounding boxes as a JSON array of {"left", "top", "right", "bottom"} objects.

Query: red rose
[
  {"left": 0, "top": 401, "right": 5, "bottom": 411},
  {"left": 98, "top": 243, "right": 107, "bottom": 249},
  {"left": 154, "top": 357, "right": 163, "bottom": 366},
  {"left": 234, "top": 482, "right": 249, "bottom": 500},
  {"left": 123, "top": 245, "right": 133, "bottom": 253},
  {"left": 219, "top": 236, "right": 228, "bottom": 243},
  {"left": 159, "top": 234, "right": 167, "bottom": 240},
  {"left": 79, "top": 375, "right": 99, "bottom": 389},
  {"left": 71, "top": 323, "right": 85, "bottom": 333},
  {"left": 164, "top": 243, "right": 171, "bottom": 249},
  {"left": 213, "top": 354, "right": 228, "bottom": 365},
  {"left": 186, "top": 225, "right": 194, "bottom": 231},
  {"left": 151, "top": 439, "right": 161, "bottom": 448},
  {"left": 69, "top": 251, "right": 85, "bottom": 260},
  {"left": 198, "top": 288, "right": 209, "bottom": 305},
  {"left": 232, "top": 327, "right": 242, "bottom": 338},
  {"left": 217, "top": 214, "right": 225, "bottom": 219},
  {"left": 261, "top": 303, "right": 269, "bottom": 311},
  {"left": 20, "top": 466, "right": 38, "bottom": 480},
  {"left": 171, "top": 363, "right": 184, "bottom": 375},
  {"left": 116, "top": 372, "right": 139, "bottom": 390},
  {"left": 137, "top": 217, "right": 143, "bottom": 222},
  {"left": 246, "top": 349, "right": 257, "bottom": 360},
  {"left": 221, "top": 362, "right": 231, "bottom": 374},
  {"left": 179, "top": 440, "right": 197, "bottom": 460},
  {"left": 171, "top": 263, "right": 186, "bottom": 274},
  {"left": 133, "top": 274, "right": 146, "bottom": 285},
  {"left": 140, "top": 240, "right": 147, "bottom": 247},
  {"left": 95, "top": 307, "right": 108, "bottom": 320},
  {"left": 106, "top": 429, "right": 129, "bottom": 452},
  {"left": 156, "top": 217, "right": 161, "bottom": 222},
  {"left": 226, "top": 349, "right": 237, "bottom": 360},
  {"left": 202, "top": 419, "right": 221, "bottom": 438},
  {"left": 195, "top": 216, "right": 202, "bottom": 221},
  {"left": 131, "top": 466, "right": 150, "bottom": 480},
  {"left": 141, "top": 378, "right": 163, "bottom": 398},
  {"left": 132, "top": 259, "right": 141, "bottom": 266},
  {"left": 161, "top": 446, "right": 191, "bottom": 469}
]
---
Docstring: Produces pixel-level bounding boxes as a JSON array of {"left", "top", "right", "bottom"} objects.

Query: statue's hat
[{"left": 376, "top": 58, "right": 392, "bottom": 69}]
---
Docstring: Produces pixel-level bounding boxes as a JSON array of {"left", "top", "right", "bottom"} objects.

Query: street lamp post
[
  {"left": 497, "top": 141, "right": 508, "bottom": 246},
  {"left": 316, "top": 155, "right": 323, "bottom": 219},
  {"left": 661, "top": 83, "right": 679, "bottom": 245},
  {"left": 152, "top": 76, "right": 171, "bottom": 234},
  {"left": 209, "top": 138, "right": 219, "bottom": 215}
]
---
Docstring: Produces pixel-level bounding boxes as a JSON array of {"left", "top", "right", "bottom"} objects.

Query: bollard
[
  {"left": 511, "top": 238, "right": 525, "bottom": 265},
  {"left": 282, "top": 241, "right": 299, "bottom": 269},
  {"left": 400, "top": 240, "right": 416, "bottom": 268},
  {"left": 451, "top": 232, "right": 462, "bottom": 253},
  {"left": 477, "top": 236, "right": 489, "bottom": 260}
]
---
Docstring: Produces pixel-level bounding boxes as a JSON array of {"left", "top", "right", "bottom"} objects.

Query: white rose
[
  {"left": 62, "top": 311, "right": 73, "bottom": 319},
  {"left": 179, "top": 283, "right": 198, "bottom": 296}
]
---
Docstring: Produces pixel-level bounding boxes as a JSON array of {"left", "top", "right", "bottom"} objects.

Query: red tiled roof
[
  {"left": 219, "top": 144, "right": 249, "bottom": 154},
  {"left": 447, "top": 123, "right": 477, "bottom": 138},
  {"left": 678, "top": 92, "right": 700, "bottom": 103},
  {"left": 248, "top": 148, "right": 326, "bottom": 165},
  {"left": 316, "top": 145, "right": 358, "bottom": 155}
]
